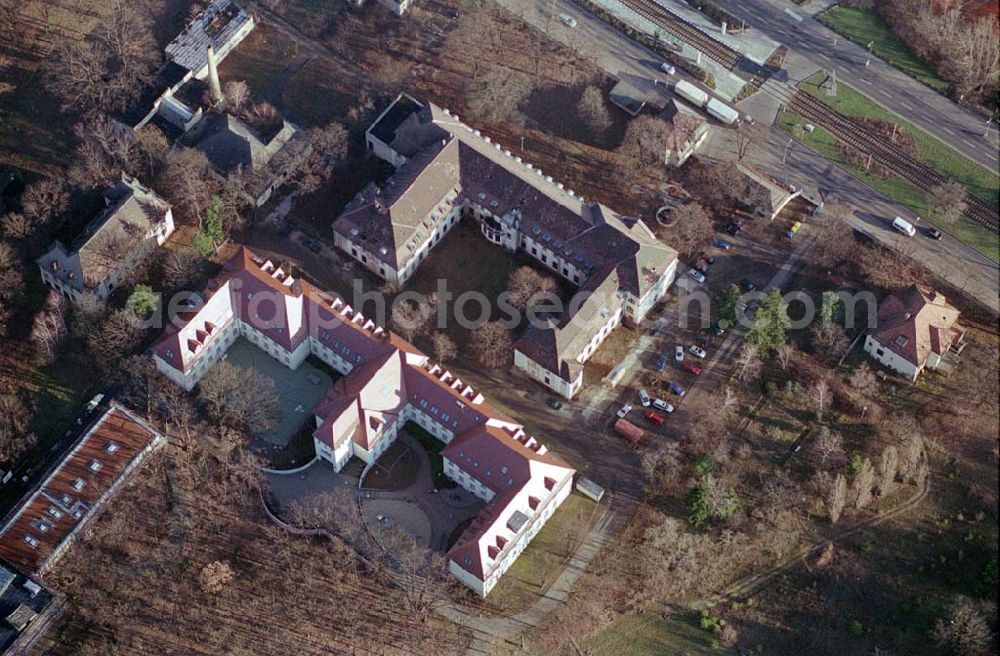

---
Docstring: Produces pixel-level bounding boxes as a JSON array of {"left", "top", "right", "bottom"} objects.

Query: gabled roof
[
  {"left": 36, "top": 174, "right": 171, "bottom": 291},
  {"left": 192, "top": 113, "right": 298, "bottom": 175},
  {"left": 872, "top": 285, "right": 963, "bottom": 368}
]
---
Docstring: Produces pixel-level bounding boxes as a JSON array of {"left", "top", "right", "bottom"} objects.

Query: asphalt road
[
  {"left": 494, "top": 0, "right": 999, "bottom": 313},
  {"left": 709, "top": 0, "right": 999, "bottom": 173}
]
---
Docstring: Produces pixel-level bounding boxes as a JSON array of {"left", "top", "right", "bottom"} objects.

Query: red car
[
  {"left": 683, "top": 362, "right": 703, "bottom": 375},
  {"left": 644, "top": 410, "right": 665, "bottom": 426}
]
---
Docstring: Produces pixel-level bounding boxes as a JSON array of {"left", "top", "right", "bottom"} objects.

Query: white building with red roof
[
  {"left": 152, "top": 247, "right": 575, "bottom": 596},
  {"left": 863, "top": 285, "right": 965, "bottom": 381}
]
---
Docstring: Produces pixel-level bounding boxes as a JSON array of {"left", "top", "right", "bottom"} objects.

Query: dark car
[
  {"left": 279, "top": 220, "right": 299, "bottom": 237},
  {"left": 739, "top": 279, "right": 756, "bottom": 293},
  {"left": 926, "top": 226, "right": 943, "bottom": 240},
  {"left": 670, "top": 382, "right": 686, "bottom": 397},
  {"left": 714, "top": 238, "right": 733, "bottom": 250},
  {"left": 648, "top": 327, "right": 660, "bottom": 337},
  {"left": 654, "top": 353, "right": 668, "bottom": 372},
  {"left": 699, "top": 253, "right": 716, "bottom": 266},
  {"left": 301, "top": 237, "right": 322, "bottom": 254},
  {"left": 546, "top": 398, "right": 563, "bottom": 410},
  {"left": 711, "top": 321, "right": 726, "bottom": 336},
  {"left": 724, "top": 223, "right": 742, "bottom": 237}
]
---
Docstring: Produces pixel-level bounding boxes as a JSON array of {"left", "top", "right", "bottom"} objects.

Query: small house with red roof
[{"left": 863, "top": 285, "right": 965, "bottom": 381}]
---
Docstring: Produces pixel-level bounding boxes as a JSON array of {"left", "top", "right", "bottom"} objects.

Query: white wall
[{"left": 863, "top": 335, "right": 920, "bottom": 381}]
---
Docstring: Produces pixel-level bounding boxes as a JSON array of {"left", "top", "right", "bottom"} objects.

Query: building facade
[
  {"left": 863, "top": 285, "right": 964, "bottom": 381},
  {"left": 152, "top": 248, "right": 576, "bottom": 597},
  {"left": 337, "top": 94, "right": 679, "bottom": 398},
  {"left": 36, "top": 175, "right": 174, "bottom": 303}
]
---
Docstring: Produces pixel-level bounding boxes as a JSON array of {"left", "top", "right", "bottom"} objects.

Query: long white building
[{"left": 152, "top": 248, "right": 575, "bottom": 597}]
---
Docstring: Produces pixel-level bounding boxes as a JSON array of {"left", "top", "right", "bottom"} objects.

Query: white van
[
  {"left": 558, "top": 13, "right": 577, "bottom": 28},
  {"left": 892, "top": 216, "right": 916, "bottom": 237}
]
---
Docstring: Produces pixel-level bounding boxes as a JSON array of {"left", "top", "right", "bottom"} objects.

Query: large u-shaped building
[{"left": 152, "top": 248, "right": 575, "bottom": 597}]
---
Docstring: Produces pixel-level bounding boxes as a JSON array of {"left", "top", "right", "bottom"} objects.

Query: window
[
  {"left": 47, "top": 506, "right": 63, "bottom": 519},
  {"left": 23, "top": 534, "right": 39, "bottom": 548},
  {"left": 71, "top": 479, "right": 85, "bottom": 492},
  {"left": 61, "top": 493, "right": 73, "bottom": 505},
  {"left": 32, "top": 519, "right": 53, "bottom": 533},
  {"left": 88, "top": 460, "right": 101, "bottom": 473}
]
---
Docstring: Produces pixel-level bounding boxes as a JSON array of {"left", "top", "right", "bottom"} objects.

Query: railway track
[
  {"left": 616, "top": 0, "right": 741, "bottom": 70},
  {"left": 789, "top": 92, "right": 999, "bottom": 232}
]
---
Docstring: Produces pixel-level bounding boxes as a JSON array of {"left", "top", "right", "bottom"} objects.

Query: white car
[
  {"left": 558, "top": 13, "right": 578, "bottom": 28},
  {"left": 639, "top": 389, "right": 651, "bottom": 407},
  {"left": 659, "top": 62, "right": 676, "bottom": 75},
  {"left": 653, "top": 398, "right": 674, "bottom": 413},
  {"left": 616, "top": 403, "right": 632, "bottom": 418},
  {"left": 688, "top": 268, "right": 706, "bottom": 284},
  {"left": 689, "top": 345, "right": 707, "bottom": 359},
  {"left": 674, "top": 345, "right": 684, "bottom": 362}
]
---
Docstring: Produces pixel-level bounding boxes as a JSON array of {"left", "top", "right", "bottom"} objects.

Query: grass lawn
[
  {"left": 363, "top": 440, "right": 421, "bottom": 491},
  {"left": 484, "top": 492, "right": 600, "bottom": 612},
  {"left": 775, "top": 106, "right": 999, "bottom": 262},
  {"left": 798, "top": 73, "right": 998, "bottom": 210},
  {"left": 819, "top": 6, "right": 949, "bottom": 94},
  {"left": 404, "top": 422, "right": 456, "bottom": 489},
  {"left": 580, "top": 612, "right": 727, "bottom": 656}
]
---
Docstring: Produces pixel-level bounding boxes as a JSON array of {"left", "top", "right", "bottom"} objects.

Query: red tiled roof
[{"left": 872, "top": 285, "right": 963, "bottom": 368}]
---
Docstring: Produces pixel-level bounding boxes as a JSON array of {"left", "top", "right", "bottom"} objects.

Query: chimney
[{"left": 207, "top": 45, "right": 223, "bottom": 105}]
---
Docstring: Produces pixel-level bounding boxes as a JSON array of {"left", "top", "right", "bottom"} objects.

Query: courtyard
[{"left": 219, "top": 337, "right": 335, "bottom": 448}]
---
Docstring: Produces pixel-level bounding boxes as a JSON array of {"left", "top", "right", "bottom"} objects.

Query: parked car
[
  {"left": 688, "top": 268, "right": 706, "bottom": 284},
  {"left": 925, "top": 226, "right": 943, "bottom": 240},
  {"left": 670, "top": 382, "right": 686, "bottom": 397},
  {"left": 700, "top": 254, "right": 716, "bottom": 266},
  {"left": 711, "top": 321, "right": 726, "bottom": 336},
  {"left": 724, "top": 221, "right": 743, "bottom": 236},
  {"left": 558, "top": 13, "right": 577, "bottom": 27},
  {"left": 654, "top": 354, "right": 668, "bottom": 372},
  {"left": 644, "top": 410, "right": 665, "bottom": 426},
  {"left": 652, "top": 398, "right": 674, "bottom": 413},
  {"left": 616, "top": 403, "right": 632, "bottom": 419},
  {"left": 301, "top": 237, "right": 322, "bottom": 254},
  {"left": 659, "top": 62, "right": 676, "bottom": 75},
  {"left": 546, "top": 398, "right": 563, "bottom": 410},
  {"left": 638, "top": 389, "right": 651, "bottom": 407},
  {"left": 683, "top": 362, "right": 703, "bottom": 375},
  {"left": 648, "top": 326, "right": 659, "bottom": 336},
  {"left": 674, "top": 345, "right": 684, "bottom": 362},
  {"left": 714, "top": 238, "right": 733, "bottom": 250},
  {"left": 739, "top": 278, "right": 756, "bottom": 293},
  {"left": 278, "top": 219, "right": 298, "bottom": 236},
  {"left": 689, "top": 345, "right": 707, "bottom": 359}
]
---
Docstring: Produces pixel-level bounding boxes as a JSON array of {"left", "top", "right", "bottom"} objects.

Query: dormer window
[
  {"left": 165, "top": 349, "right": 174, "bottom": 359},
  {"left": 71, "top": 479, "right": 85, "bottom": 492},
  {"left": 61, "top": 493, "right": 73, "bottom": 505},
  {"left": 23, "top": 534, "right": 39, "bottom": 548},
  {"left": 88, "top": 460, "right": 101, "bottom": 473},
  {"left": 32, "top": 519, "right": 53, "bottom": 533},
  {"left": 104, "top": 442, "right": 119, "bottom": 454},
  {"left": 46, "top": 506, "right": 63, "bottom": 519}
]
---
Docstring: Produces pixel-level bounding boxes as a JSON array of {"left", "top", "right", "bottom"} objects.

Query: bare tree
[
  {"left": 666, "top": 203, "right": 714, "bottom": 258},
  {"left": 775, "top": 343, "right": 794, "bottom": 372},
  {"left": 810, "top": 321, "right": 849, "bottom": 363},
  {"left": 87, "top": 309, "right": 145, "bottom": 370},
  {"left": 931, "top": 596, "right": 994, "bottom": 655},
  {"left": 852, "top": 457, "right": 876, "bottom": 509},
  {"left": 828, "top": 473, "right": 847, "bottom": 524},
  {"left": 0, "top": 393, "right": 34, "bottom": 466},
  {"left": 0, "top": 241, "right": 24, "bottom": 335},
  {"left": 223, "top": 80, "right": 252, "bottom": 113},
  {"left": 198, "top": 361, "right": 279, "bottom": 434},
  {"left": 21, "top": 178, "right": 69, "bottom": 225},
  {"left": 577, "top": 84, "right": 612, "bottom": 133},
  {"left": 811, "top": 427, "right": 845, "bottom": 468},
  {"left": 849, "top": 362, "right": 880, "bottom": 399},
  {"left": 507, "top": 266, "right": 557, "bottom": 310},
  {"left": 927, "top": 180, "right": 967, "bottom": 225},
  {"left": 812, "top": 379, "right": 830, "bottom": 418},
  {"left": 471, "top": 321, "right": 513, "bottom": 368},
  {"left": 391, "top": 299, "right": 430, "bottom": 342},
  {"left": 2, "top": 212, "right": 37, "bottom": 240},
  {"left": 877, "top": 445, "right": 898, "bottom": 497},
  {"left": 157, "top": 148, "right": 216, "bottom": 223},
  {"left": 466, "top": 66, "right": 532, "bottom": 125},
  {"left": 30, "top": 291, "right": 68, "bottom": 365},
  {"left": 198, "top": 561, "right": 235, "bottom": 595},
  {"left": 735, "top": 342, "right": 762, "bottom": 383},
  {"left": 431, "top": 332, "right": 457, "bottom": 363},
  {"left": 617, "top": 115, "right": 673, "bottom": 176}
]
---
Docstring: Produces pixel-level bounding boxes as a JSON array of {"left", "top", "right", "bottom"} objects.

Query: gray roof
[
  {"left": 165, "top": 0, "right": 252, "bottom": 73},
  {"left": 37, "top": 175, "right": 170, "bottom": 292}
]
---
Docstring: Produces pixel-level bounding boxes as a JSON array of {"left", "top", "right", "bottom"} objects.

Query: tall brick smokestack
[{"left": 207, "top": 45, "right": 223, "bottom": 104}]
